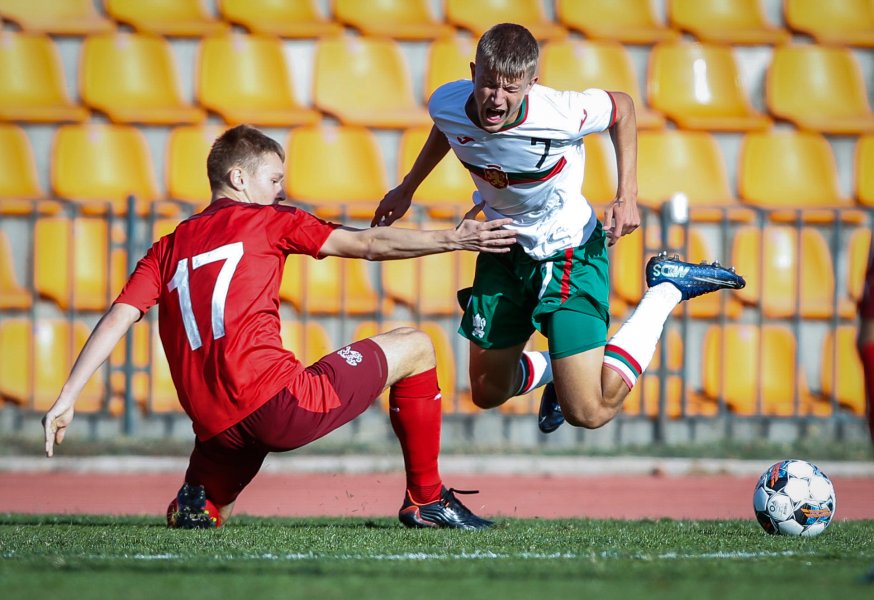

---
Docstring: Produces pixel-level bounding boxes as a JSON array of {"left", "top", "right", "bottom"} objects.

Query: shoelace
[{"left": 443, "top": 488, "right": 480, "bottom": 515}]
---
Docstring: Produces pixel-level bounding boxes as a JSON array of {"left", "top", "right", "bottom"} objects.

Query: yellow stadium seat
[
  {"left": 0, "top": 124, "right": 57, "bottom": 216},
  {"left": 732, "top": 225, "right": 853, "bottom": 319},
  {"left": 334, "top": 0, "right": 455, "bottom": 39},
  {"left": 539, "top": 39, "right": 665, "bottom": 130},
  {"left": 81, "top": 32, "right": 205, "bottom": 125},
  {"left": 857, "top": 134, "right": 874, "bottom": 206},
  {"left": 668, "top": 0, "right": 790, "bottom": 45},
  {"left": 446, "top": 0, "right": 566, "bottom": 40},
  {"left": 821, "top": 325, "right": 866, "bottom": 416},
  {"left": 314, "top": 36, "right": 431, "bottom": 129},
  {"left": 34, "top": 216, "right": 128, "bottom": 311},
  {"left": 0, "top": 31, "right": 88, "bottom": 123},
  {"left": 784, "top": 0, "right": 874, "bottom": 47},
  {"left": 424, "top": 37, "right": 475, "bottom": 102},
  {"left": 218, "top": 0, "right": 343, "bottom": 38},
  {"left": 556, "top": 0, "right": 680, "bottom": 44},
  {"left": 286, "top": 124, "right": 387, "bottom": 219},
  {"left": 0, "top": 230, "right": 30, "bottom": 309},
  {"left": 279, "top": 253, "right": 387, "bottom": 316},
  {"left": 280, "top": 320, "right": 334, "bottom": 366},
  {"left": 0, "top": 318, "right": 108, "bottom": 413},
  {"left": 847, "top": 228, "right": 872, "bottom": 306},
  {"left": 110, "top": 321, "right": 180, "bottom": 414},
  {"left": 166, "top": 124, "right": 224, "bottom": 208},
  {"left": 582, "top": 133, "right": 618, "bottom": 207},
  {"left": 701, "top": 324, "right": 830, "bottom": 416},
  {"left": 0, "top": 0, "right": 113, "bottom": 35},
  {"left": 766, "top": 45, "right": 874, "bottom": 135},
  {"left": 52, "top": 124, "right": 162, "bottom": 215},
  {"left": 197, "top": 33, "right": 320, "bottom": 126},
  {"left": 648, "top": 41, "right": 771, "bottom": 132},
  {"left": 105, "top": 0, "right": 229, "bottom": 36}
]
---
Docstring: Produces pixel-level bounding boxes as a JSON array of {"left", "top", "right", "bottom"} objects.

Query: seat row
[
  {"left": 1, "top": 28, "right": 873, "bottom": 134},
  {"left": 1, "top": 0, "right": 872, "bottom": 47}
]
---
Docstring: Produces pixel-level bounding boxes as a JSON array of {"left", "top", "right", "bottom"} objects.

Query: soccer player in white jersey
[{"left": 372, "top": 23, "right": 745, "bottom": 433}]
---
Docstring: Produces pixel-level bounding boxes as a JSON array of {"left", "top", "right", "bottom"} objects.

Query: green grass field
[{"left": 2, "top": 515, "right": 872, "bottom": 600}]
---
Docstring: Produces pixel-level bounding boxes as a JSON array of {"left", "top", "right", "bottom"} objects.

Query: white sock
[
  {"left": 604, "top": 282, "right": 681, "bottom": 388},
  {"left": 514, "top": 350, "right": 553, "bottom": 396}
]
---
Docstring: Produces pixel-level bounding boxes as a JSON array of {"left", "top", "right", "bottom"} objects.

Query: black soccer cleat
[
  {"left": 645, "top": 252, "right": 746, "bottom": 301},
  {"left": 537, "top": 382, "right": 564, "bottom": 434},
  {"left": 398, "top": 486, "right": 494, "bottom": 530},
  {"left": 166, "top": 483, "right": 220, "bottom": 529}
]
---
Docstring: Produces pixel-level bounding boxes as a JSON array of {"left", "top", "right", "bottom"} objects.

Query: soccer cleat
[
  {"left": 537, "top": 382, "right": 564, "bottom": 434},
  {"left": 166, "top": 483, "right": 221, "bottom": 529},
  {"left": 398, "top": 486, "right": 494, "bottom": 530},
  {"left": 645, "top": 252, "right": 746, "bottom": 301}
]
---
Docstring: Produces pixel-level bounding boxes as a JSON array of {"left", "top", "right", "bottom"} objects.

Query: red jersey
[{"left": 115, "top": 199, "right": 339, "bottom": 440}]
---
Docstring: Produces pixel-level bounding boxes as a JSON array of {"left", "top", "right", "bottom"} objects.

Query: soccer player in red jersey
[
  {"left": 42, "top": 125, "right": 516, "bottom": 529},
  {"left": 858, "top": 248, "right": 874, "bottom": 444}
]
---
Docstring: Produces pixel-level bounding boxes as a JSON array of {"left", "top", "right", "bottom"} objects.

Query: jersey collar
[{"left": 464, "top": 94, "right": 529, "bottom": 132}]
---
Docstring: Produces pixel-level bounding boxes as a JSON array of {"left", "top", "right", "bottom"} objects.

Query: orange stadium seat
[
  {"left": 313, "top": 36, "right": 431, "bottom": 129},
  {"left": 81, "top": 32, "right": 205, "bottom": 125},
  {"left": 0, "top": 0, "right": 113, "bottom": 35},
  {"left": 105, "top": 0, "right": 229, "bottom": 37},
  {"left": 166, "top": 124, "right": 225, "bottom": 209},
  {"left": 647, "top": 41, "right": 771, "bottom": 132},
  {"left": 668, "top": 0, "right": 790, "bottom": 45},
  {"left": 0, "top": 31, "right": 88, "bottom": 123},
  {"left": 857, "top": 134, "right": 874, "bottom": 206},
  {"left": 847, "top": 228, "right": 872, "bottom": 306},
  {"left": 821, "top": 325, "right": 866, "bottom": 416},
  {"left": 218, "top": 0, "right": 342, "bottom": 38},
  {"left": 731, "top": 225, "right": 852, "bottom": 319},
  {"left": 0, "top": 124, "right": 55, "bottom": 215},
  {"left": 784, "top": 0, "right": 874, "bottom": 47},
  {"left": 556, "top": 0, "right": 680, "bottom": 44},
  {"left": 286, "top": 124, "right": 387, "bottom": 219},
  {"left": 197, "top": 33, "right": 320, "bottom": 126},
  {"left": 51, "top": 124, "right": 162, "bottom": 215},
  {"left": 280, "top": 320, "right": 334, "bottom": 365},
  {"left": 0, "top": 318, "right": 107, "bottom": 412},
  {"left": 0, "top": 230, "right": 30, "bottom": 309},
  {"left": 582, "top": 133, "right": 619, "bottom": 207},
  {"left": 424, "top": 36, "right": 475, "bottom": 102},
  {"left": 279, "top": 253, "right": 387, "bottom": 316},
  {"left": 446, "top": 0, "right": 566, "bottom": 40},
  {"left": 766, "top": 45, "right": 874, "bottom": 135},
  {"left": 700, "top": 323, "right": 830, "bottom": 416},
  {"left": 110, "top": 320, "right": 179, "bottom": 414},
  {"left": 334, "top": 0, "right": 455, "bottom": 39},
  {"left": 539, "top": 39, "right": 665, "bottom": 130},
  {"left": 34, "top": 216, "right": 128, "bottom": 311}
]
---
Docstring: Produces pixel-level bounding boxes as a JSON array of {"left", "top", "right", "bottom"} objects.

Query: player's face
[
  {"left": 244, "top": 152, "right": 286, "bottom": 205},
  {"left": 470, "top": 63, "right": 536, "bottom": 133}
]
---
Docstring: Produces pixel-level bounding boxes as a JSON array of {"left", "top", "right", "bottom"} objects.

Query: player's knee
[
  {"left": 560, "top": 395, "right": 614, "bottom": 429},
  {"left": 469, "top": 379, "right": 511, "bottom": 409},
  {"left": 393, "top": 327, "right": 437, "bottom": 369}
]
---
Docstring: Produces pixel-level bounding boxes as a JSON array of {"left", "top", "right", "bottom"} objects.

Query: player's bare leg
[
  {"left": 548, "top": 347, "right": 631, "bottom": 429},
  {"left": 467, "top": 342, "right": 528, "bottom": 409}
]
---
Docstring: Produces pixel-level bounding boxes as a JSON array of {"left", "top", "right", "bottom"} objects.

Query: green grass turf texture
[{"left": 2, "top": 515, "right": 872, "bottom": 600}]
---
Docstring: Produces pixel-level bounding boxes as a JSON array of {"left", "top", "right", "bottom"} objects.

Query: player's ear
[
  {"left": 469, "top": 62, "right": 476, "bottom": 81},
  {"left": 229, "top": 167, "right": 246, "bottom": 191}
]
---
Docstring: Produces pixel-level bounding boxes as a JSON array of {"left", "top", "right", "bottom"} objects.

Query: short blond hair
[{"left": 475, "top": 23, "right": 539, "bottom": 80}]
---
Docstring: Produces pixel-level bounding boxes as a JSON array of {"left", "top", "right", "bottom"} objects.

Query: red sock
[
  {"left": 861, "top": 343, "right": 874, "bottom": 444},
  {"left": 389, "top": 367, "right": 443, "bottom": 504}
]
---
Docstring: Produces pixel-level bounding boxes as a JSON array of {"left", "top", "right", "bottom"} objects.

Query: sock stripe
[
  {"left": 603, "top": 356, "right": 636, "bottom": 389},
  {"left": 515, "top": 353, "right": 534, "bottom": 396},
  {"left": 605, "top": 344, "right": 642, "bottom": 376}
]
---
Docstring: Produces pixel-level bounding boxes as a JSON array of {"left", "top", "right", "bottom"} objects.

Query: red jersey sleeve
[
  {"left": 113, "top": 235, "right": 166, "bottom": 316},
  {"left": 270, "top": 204, "right": 340, "bottom": 258}
]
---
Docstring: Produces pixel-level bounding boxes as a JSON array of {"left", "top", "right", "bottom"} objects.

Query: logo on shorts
[
  {"left": 472, "top": 313, "right": 487, "bottom": 338},
  {"left": 338, "top": 346, "right": 363, "bottom": 366}
]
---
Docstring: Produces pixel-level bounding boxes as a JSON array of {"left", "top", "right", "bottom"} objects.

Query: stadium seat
[
  {"left": 0, "top": 230, "right": 30, "bottom": 309},
  {"left": 556, "top": 0, "right": 680, "bottom": 44},
  {"left": 397, "top": 126, "right": 476, "bottom": 220},
  {"left": 701, "top": 323, "right": 830, "bottom": 416},
  {"left": 731, "top": 225, "right": 853, "bottom": 319},
  {"left": 637, "top": 130, "right": 755, "bottom": 221},
  {"left": 581, "top": 133, "right": 619, "bottom": 207},
  {"left": 784, "top": 0, "right": 874, "bottom": 47},
  {"left": 34, "top": 216, "right": 128, "bottom": 311},
  {"left": 445, "top": 0, "right": 567, "bottom": 40},
  {"left": 766, "top": 45, "right": 874, "bottom": 135},
  {"left": 51, "top": 124, "right": 162, "bottom": 215},
  {"left": 668, "top": 0, "right": 790, "bottom": 45},
  {"left": 218, "top": 0, "right": 343, "bottom": 38},
  {"left": 280, "top": 320, "right": 334, "bottom": 366},
  {"left": 647, "top": 41, "right": 771, "bottom": 132},
  {"left": 313, "top": 36, "right": 431, "bottom": 129},
  {"left": 0, "top": 318, "right": 107, "bottom": 413},
  {"left": 166, "top": 124, "right": 224, "bottom": 209},
  {"left": 81, "top": 32, "right": 205, "bottom": 125},
  {"left": 110, "top": 320, "right": 179, "bottom": 414},
  {"left": 0, "top": 0, "right": 113, "bottom": 35},
  {"left": 539, "top": 39, "right": 665, "bottom": 130},
  {"left": 197, "top": 33, "right": 320, "bottom": 126},
  {"left": 286, "top": 124, "right": 387, "bottom": 219},
  {"left": 820, "top": 325, "right": 866, "bottom": 416},
  {"left": 424, "top": 36, "right": 475, "bottom": 102},
  {"left": 279, "top": 253, "right": 387, "bottom": 316},
  {"left": 0, "top": 31, "right": 88, "bottom": 123},
  {"left": 334, "top": 0, "right": 455, "bottom": 39},
  {"left": 105, "top": 0, "right": 229, "bottom": 36},
  {"left": 847, "top": 228, "right": 872, "bottom": 306},
  {"left": 0, "top": 124, "right": 56, "bottom": 216},
  {"left": 857, "top": 134, "right": 874, "bottom": 206}
]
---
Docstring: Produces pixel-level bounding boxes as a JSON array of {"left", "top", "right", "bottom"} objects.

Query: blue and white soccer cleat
[
  {"left": 537, "top": 383, "right": 564, "bottom": 434},
  {"left": 398, "top": 487, "right": 494, "bottom": 530},
  {"left": 645, "top": 252, "right": 746, "bottom": 301}
]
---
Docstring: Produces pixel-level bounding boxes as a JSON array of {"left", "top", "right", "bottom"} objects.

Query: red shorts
[{"left": 184, "top": 338, "right": 388, "bottom": 506}]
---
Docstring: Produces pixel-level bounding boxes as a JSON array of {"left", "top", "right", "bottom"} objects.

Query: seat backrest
[
  {"left": 218, "top": 0, "right": 342, "bottom": 37},
  {"left": 280, "top": 320, "right": 334, "bottom": 365},
  {"left": 820, "top": 325, "right": 866, "bottom": 416},
  {"left": 0, "top": 124, "right": 44, "bottom": 201},
  {"left": 105, "top": 0, "right": 229, "bottom": 36},
  {"left": 280, "top": 254, "right": 384, "bottom": 315},
  {"left": 446, "top": 0, "right": 565, "bottom": 38},
  {"left": 556, "top": 0, "right": 679, "bottom": 42},
  {"left": 581, "top": 133, "right": 618, "bottom": 206},
  {"left": 668, "top": 0, "right": 789, "bottom": 43},
  {"left": 334, "top": 0, "right": 453, "bottom": 38},
  {"left": 784, "top": 0, "right": 874, "bottom": 39},
  {"left": 0, "top": 0, "right": 113, "bottom": 34},
  {"left": 857, "top": 134, "right": 874, "bottom": 206},
  {"left": 847, "top": 227, "right": 872, "bottom": 304},
  {"left": 166, "top": 124, "right": 224, "bottom": 206},
  {"left": 0, "top": 229, "right": 31, "bottom": 309},
  {"left": 424, "top": 37, "right": 475, "bottom": 102}
]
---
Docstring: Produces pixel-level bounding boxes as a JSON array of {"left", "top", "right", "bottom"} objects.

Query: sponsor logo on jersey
[
  {"left": 472, "top": 313, "right": 487, "bottom": 338},
  {"left": 482, "top": 165, "right": 509, "bottom": 189},
  {"left": 338, "top": 345, "right": 363, "bottom": 366}
]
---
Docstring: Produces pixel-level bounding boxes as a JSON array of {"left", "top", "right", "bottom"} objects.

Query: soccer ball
[{"left": 753, "top": 459, "right": 836, "bottom": 537}]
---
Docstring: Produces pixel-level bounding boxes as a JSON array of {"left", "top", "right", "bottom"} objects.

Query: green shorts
[{"left": 459, "top": 222, "right": 611, "bottom": 359}]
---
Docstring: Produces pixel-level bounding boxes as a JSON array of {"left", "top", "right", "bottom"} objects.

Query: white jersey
[{"left": 429, "top": 80, "right": 615, "bottom": 259}]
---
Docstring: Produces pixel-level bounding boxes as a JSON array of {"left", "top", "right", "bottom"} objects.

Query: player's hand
[
  {"left": 603, "top": 195, "right": 640, "bottom": 247},
  {"left": 371, "top": 185, "right": 413, "bottom": 227},
  {"left": 453, "top": 216, "right": 516, "bottom": 253},
  {"left": 43, "top": 398, "right": 75, "bottom": 457}
]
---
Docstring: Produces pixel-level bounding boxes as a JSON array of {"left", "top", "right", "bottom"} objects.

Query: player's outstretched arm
[
  {"left": 320, "top": 216, "right": 516, "bottom": 261},
  {"left": 43, "top": 302, "right": 141, "bottom": 457},
  {"left": 371, "top": 125, "right": 451, "bottom": 227},
  {"left": 603, "top": 91, "right": 640, "bottom": 247}
]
